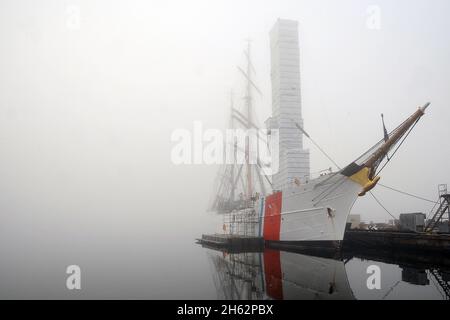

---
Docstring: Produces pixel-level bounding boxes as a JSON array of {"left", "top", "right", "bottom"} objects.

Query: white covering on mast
[{"left": 270, "top": 19, "right": 310, "bottom": 190}]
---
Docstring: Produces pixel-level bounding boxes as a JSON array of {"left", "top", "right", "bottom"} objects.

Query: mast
[
  {"left": 245, "top": 40, "right": 253, "bottom": 199},
  {"left": 229, "top": 91, "right": 236, "bottom": 203},
  {"left": 210, "top": 41, "right": 272, "bottom": 213}
]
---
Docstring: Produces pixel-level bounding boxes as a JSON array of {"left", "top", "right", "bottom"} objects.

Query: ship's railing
[
  {"left": 273, "top": 179, "right": 309, "bottom": 192},
  {"left": 273, "top": 171, "right": 335, "bottom": 191}
]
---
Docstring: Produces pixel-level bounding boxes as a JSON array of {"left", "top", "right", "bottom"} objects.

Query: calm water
[
  {"left": 1, "top": 221, "right": 448, "bottom": 300},
  {"left": 205, "top": 247, "right": 450, "bottom": 300}
]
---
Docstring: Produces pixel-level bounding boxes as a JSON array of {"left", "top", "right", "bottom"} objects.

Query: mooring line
[
  {"left": 369, "top": 191, "right": 397, "bottom": 220},
  {"left": 378, "top": 183, "right": 438, "bottom": 204}
]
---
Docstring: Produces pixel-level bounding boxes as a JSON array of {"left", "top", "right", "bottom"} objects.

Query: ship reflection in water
[{"left": 206, "top": 248, "right": 450, "bottom": 300}]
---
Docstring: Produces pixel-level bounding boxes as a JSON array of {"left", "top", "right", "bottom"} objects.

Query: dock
[
  {"left": 344, "top": 230, "right": 450, "bottom": 252},
  {"left": 197, "top": 234, "right": 264, "bottom": 252},
  {"left": 199, "top": 230, "right": 450, "bottom": 255}
]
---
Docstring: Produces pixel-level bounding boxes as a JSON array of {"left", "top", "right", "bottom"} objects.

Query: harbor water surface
[{"left": 1, "top": 214, "right": 448, "bottom": 300}]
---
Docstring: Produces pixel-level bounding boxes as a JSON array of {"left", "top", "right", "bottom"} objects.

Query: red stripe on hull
[
  {"left": 263, "top": 191, "right": 282, "bottom": 241},
  {"left": 263, "top": 249, "right": 283, "bottom": 300}
]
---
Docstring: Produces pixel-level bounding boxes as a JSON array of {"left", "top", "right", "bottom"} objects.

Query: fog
[{"left": 0, "top": 0, "right": 449, "bottom": 298}]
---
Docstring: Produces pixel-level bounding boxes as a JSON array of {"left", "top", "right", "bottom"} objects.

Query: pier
[
  {"left": 199, "top": 230, "right": 450, "bottom": 254},
  {"left": 197, "top": 234, "right": 264, "bottom": 252},
  {"left": 344, "top": 230, "right": 450, "bottom": 252}
]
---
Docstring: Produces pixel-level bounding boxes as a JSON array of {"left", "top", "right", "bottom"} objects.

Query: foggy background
[{"left": 0, "top": 0, "right": 449, "bottom": 298}]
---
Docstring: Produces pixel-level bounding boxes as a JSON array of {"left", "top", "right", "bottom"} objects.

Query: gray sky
[{"left": 0, "top": 0, "right": 449, "bottom": 254}]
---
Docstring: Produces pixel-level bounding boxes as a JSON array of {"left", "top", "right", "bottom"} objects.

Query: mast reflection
[{"left": 208, "top": 248, "right": 354, "bottom": 300}]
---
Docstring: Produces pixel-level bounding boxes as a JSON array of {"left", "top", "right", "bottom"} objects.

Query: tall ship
[{"left": 210, "top": 19, "right": 429, "bottom": 250}]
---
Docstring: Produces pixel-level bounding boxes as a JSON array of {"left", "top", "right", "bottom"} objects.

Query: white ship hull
[{"left": 256, "top": 173, "right": 361, "bottom": 246}]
